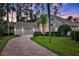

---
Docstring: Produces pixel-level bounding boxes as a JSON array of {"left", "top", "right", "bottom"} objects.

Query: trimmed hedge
[
  {"left": 71, "top": 31, "right": 79, "bottom": 41},
  {"left": 45, "top": 32, "right": 61, "bottom": 36},
  {"left": 3, "top": 33, "right": 14, "bottom": 36},
  {"left": 33, "top": 32, "right": 61, "bottom": 36},
  {"left": 33, "top": 32, "right": 42, "bottom": 36}
]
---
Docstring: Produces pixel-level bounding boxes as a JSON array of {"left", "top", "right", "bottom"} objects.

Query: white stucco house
[
  {"left": 49, "top": 15, "right": 79, "bottom": 32},
  {"left": 34, "top": 15, "right": 79, "bottom": 33},
  {"left": 8, "top": 15, "right": 79, "bottom": 35}
]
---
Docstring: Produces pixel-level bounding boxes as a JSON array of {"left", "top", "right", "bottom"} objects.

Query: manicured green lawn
[
  {"left": 32, "top": 36, "right": 79, "bottom": 56},
  {"left": 0, "top": 36, "right": 15, "bottom": 55}
]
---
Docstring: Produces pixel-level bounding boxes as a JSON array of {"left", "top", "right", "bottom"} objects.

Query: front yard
[
  {"left": 32, "top": 36, "right": 79, "bottom": 56},
  {"left": 0, "top": 36, "right": 15, "bottom": 55}
]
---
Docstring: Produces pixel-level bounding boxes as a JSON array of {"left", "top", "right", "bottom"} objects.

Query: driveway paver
[{"left": 1, "top": 35, "right": 57, "bottom": 56}]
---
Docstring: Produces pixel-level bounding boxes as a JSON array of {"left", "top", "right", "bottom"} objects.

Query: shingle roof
[
  {"left": 50, "top": 15, "right": 79, "bottom": 27},
  {"left": 14, "top": 22, "right": 35, "bottom": 28}
]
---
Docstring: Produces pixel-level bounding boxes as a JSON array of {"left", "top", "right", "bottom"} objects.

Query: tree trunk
[
  {"left": 12, "top": 10, "right": 13, "bottom": 22},
  {"left": 6, "top": 4, "right": 9, "bottom": 36},
  {"left": 16, "top": 5, "right": 19, "bottom": 22},
  {"left": 12, "top": 3, "right": 14, "bottom": 21},
  {"left": 47, "top": 3, "right": 51, "bottom": 42},
  {"left": 42, "top": 24, "right": 45, "bottom": 38},
  {"left": 19, "top": 4, "right": 22, "bottom": 21},
  {"left": 16, "top": 4, "right": 21, "bottom": 22},
  {"left": 30, "top": 3, "right": 33, "bottom": 21},
  {"left": 47, "top": 3, "right": 51, "bottom": 37}
]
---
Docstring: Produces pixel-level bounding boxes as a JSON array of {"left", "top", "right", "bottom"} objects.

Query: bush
[
  {"left": 0, "top": 27, "right": 5, "bottom": 37},
  {"left": 3, "top": 33, "right": 14, "bottom": 36},
  {"left": 58, "top": 25, "right": 71, "bottom": 36},
  {"left": 33, "top": 32, "right": 61, "bottom": 36},
  {"left": 71, "top": 31, "right": 79, "bottom": 41},
  {"left": 45, "top": 32, "right": 61, "bottom": 36},
  {"left": 33, "top": 32, "right": 42, "bottom": 36}
]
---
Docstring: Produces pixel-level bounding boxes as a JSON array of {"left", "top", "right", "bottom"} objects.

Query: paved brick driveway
[{"left": 1, "top": 35, "right": 57, "bottom": 56}]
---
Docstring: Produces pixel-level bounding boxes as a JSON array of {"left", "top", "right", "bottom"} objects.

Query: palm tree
[
  {"left": 35, "top": 3, "right": 47, "bottom": 37},
  {"left": 53, "top": 5, "right": 58, "bottom": 16},
  {"left": 37, "top": 14, "right": 47, "bottom": 38},
  {"left": 18, "top": 4, "right": 22, "bottom": 21},
  {"left": 29, "top": 3, "right": 33, "bottom": 21},
  {"left": 53, "top": 3, "right": 63, "bottom": 16},
  {"left": 16, "top": 3, "right": 22, "bottom": 22},
  {"left": 22, "top": 3, "right": 28, "bottom": 21},
  {"left": 34, "top": 3, "right": 40, "bottom": 20},
  {"left": 40, "top": 3, "right": 45, "bottom": 14},
  {"left": 67, "top": 16, "right": 73, "bottom": 21},
  {"left": 16, "top": 4, "right": 20, "bottom": 22}
]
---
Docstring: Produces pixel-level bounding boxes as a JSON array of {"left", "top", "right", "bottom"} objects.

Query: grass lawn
[
  {"left": 32, "top": 36, "right": 79, "bottom": 56},
  {"left": 0, "top": 36, "right": 15, "bottom": 55}
]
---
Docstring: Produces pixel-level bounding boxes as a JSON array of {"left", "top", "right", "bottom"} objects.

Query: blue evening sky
[
  {"left": 58, "top": 3, "right": 79, "bottom": 18},
  {"left": 14, "top": 3, "right": 79, "bottom": 18}
]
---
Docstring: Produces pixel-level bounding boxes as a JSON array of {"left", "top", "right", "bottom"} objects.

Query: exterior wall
[
  {"left": 39, "top": 24, "right": 48, "bottom": 33},
  {"left": 14, "top": 28, "right": 22, "bottom": 35},
  {"left": 71, "top": 26, "right": 79, "bottom": 31},
  {"left": 13, "top": 15, "right": 79, "bottom": 35}
]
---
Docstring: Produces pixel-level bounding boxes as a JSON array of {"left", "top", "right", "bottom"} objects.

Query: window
[{"left": 54, "top": 27, "right": 58, "bottom": 31}]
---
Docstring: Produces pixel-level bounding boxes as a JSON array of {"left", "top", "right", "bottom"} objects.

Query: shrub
[
  {"left": 33, "top": 32, "right": 42, "bottom": 36},
  {"left": 45, "top": 32, "right": 61, "bottom": 36},
  {"left": 3, "top": 33, "right": 14, "bottom": 36},
  {"left": 0, "top": 19, "right": 7, "bottom": 37},
  {"left": 0, "top": 27, "right": 5, "bottom": 37},
  {"left": 58, "top": 24, "right": 72, "bottom": 36},
  {"left": 33, "top": 32, "right": 61, "bottom": 36},
  {"left": 71, "top": 31, "right": 79, "bottom": 41}
]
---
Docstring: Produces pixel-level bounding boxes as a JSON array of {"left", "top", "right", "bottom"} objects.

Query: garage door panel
[{"left": 23, "top": 28, "right": 33, "bottom": 34}]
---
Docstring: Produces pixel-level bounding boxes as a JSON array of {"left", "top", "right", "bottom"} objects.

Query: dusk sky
[
  {"left": 33, "top": 3, "right": 79, "bottom": 18},
  {"left": 58, "top": 3, "right": 79, "bottom": 18},
  {"left": 11, "top": 3, "right": 79, "bottom": 19}
]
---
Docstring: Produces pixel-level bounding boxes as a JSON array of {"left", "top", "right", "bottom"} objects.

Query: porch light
[
  {"left": 33, "top": 28, "right": 35, "bottom": 32},
  {"left": 14, "top": 28, "right": 16, "bottom": 35},
  {"left": 22, "top": 28, "right": 24, "bottom": 35}
]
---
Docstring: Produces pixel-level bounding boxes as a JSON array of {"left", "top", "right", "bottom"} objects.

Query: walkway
[{"left": 1, "top": 35, "right": 57, "bottom": 56}]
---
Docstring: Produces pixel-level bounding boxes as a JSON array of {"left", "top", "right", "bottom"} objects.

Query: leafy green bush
[
  {"left": 33, "top": 32, "right": 42, "bottom": 36},
  {"left": 0, "top": 19, "right": 7, "bottom": 37},
  {"left": 45, "top": 32, "right": 61, "bottom": 36},
  {"left": 58, "top": 24, "right": 71, "bottom": 36},
  {"left": 33, "top": 32, "right": 61, "bottom": 36},
  {"left": 0, "top": 27, "right": 5, "bottom": 37},
  {"left": 71, "top": 31, "right": 79, "bottom": 41},
  {"left": 3, "top": 33, "right": 14, "bottom": 36}
]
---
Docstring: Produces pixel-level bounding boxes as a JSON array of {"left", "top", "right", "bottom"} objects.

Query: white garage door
[
  {"left": 14, "top": 28, "right": 33, "bottom": 35},
  {"left": 23, "top": 28, "right": 33, "bottom": 35}
]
